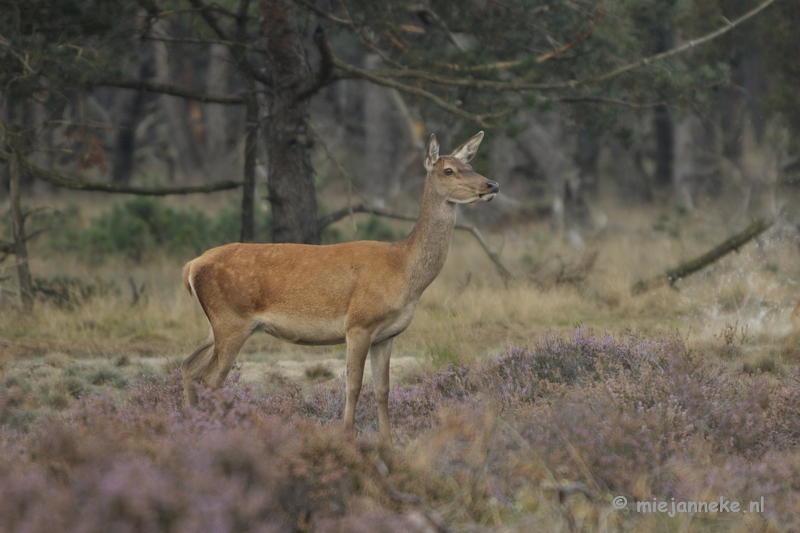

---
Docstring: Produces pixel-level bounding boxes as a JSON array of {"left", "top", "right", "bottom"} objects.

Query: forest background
[{"left": 2, "top": 1, "right": 800, "bottom": 531}]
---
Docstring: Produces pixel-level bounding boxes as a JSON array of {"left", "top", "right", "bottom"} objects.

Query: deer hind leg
[
  {"left": 182, "top": 333, "right": 215, "bottom": 407},
  {"left": 343, "top": 328, "right": 373, "bottom": 437},
  {"left": 369, "top": 337, "right": 394, "bottom": 445},
  {"left": 200, "top": 319, "right": 253, "bottom": 391}
]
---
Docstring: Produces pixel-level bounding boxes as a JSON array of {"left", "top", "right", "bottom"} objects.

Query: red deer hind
[{"left": 182, "top": 131, "right": 498, "bottom": 443}]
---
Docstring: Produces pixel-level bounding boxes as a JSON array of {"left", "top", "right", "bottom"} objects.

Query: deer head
[{"left": 424, "top": 131, "right": 499, "bottom": 204}]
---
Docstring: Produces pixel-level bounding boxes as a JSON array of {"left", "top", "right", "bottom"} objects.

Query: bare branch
[
  {"left": 535, "top": 0, "right": 605, "bottom": 63},
  {"left": 433, "top": 60, "right": 527, "bottom": 73},
  {"left": 333, "top": 58, "right": 501, "bottom": 127},
  {"left": 574, "top": 0, "right": 777, "bottom": 89},
  {"left": 143, "top": 34, "right": 264, "bottom": 51},
  {"left": 137, "top": 0, "right": 239, "bottom": 20},
  {"left": 407, "top": 3, "right": 467, "bottom": 52},
  {"left": 187, "top": 0, "right": 231, "bottom": 41},
  {"left": 20, "top": 227, "right": 50, "bottom": 244},
  {"left": 187, "top": 0, "right": 273, "bottom": 87},
  {"left": 100, "top": 78, "right": 246, "bottom": 104},
  {"left": 297, "top": 26, "right": 338, "bottom": 100},
  {"left": 336, "top": 0, "right": 776, "bottom": 93},
  {"left": 318, "top": 204, "right": 515, "bottom": 283},
  {"left": 293, "top": 0, "right": 349, "bottom": 24},
  {"left": 0, "top": 149, "right": 243, "bottom": 195},
  {"left": 339, "top": 1, "right": 407, "bottom": 69},
  {"left": 555, "top": 95, "right": 666, "bottom": 109},
  {"left": 457, "top": 221, "right": 515, "bottom": 285}
]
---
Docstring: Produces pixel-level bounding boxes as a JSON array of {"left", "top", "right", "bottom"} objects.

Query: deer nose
[{"left": 485, "top": 181, "right": 499, "bottom": 193}]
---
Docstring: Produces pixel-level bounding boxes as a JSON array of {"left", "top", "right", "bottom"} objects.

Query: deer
[{"left": 181, "top": 131, "right": 498, "bottom": 444}]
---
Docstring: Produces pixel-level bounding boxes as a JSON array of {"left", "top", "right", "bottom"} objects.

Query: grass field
[{"left": 1, "top": 190, "right": 800, "bottom": 531}]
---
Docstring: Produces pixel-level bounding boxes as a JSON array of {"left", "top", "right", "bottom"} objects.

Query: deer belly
[
  {"left": 375, "top": 305, "right": 417, "bottom": 342},
  {"left": 255, "top": 314, "right": 346, "bottom": 345}
]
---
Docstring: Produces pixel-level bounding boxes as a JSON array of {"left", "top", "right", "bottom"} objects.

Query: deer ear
[
  {"left": 424, "top": 134, "right": 439, "bottom": 171},
  {"left": 450, "top": 131, "right": 484, "bottom": 163}
]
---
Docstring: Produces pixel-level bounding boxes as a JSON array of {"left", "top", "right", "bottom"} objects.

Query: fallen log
[{"left": 632, "top": 218, "right": 772, "bottom": 295}]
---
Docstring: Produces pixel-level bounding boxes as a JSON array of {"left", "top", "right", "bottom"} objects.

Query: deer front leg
[
  {"left": 370, "top": 337, "right": 394, "bottom": 445},
  {"left": 343, "top": 328, "right": 373, "bottom": 437}
]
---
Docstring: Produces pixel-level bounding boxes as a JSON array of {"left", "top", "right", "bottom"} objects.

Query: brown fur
[
  {"left": 181, "top": 132, "right": 498, "bottom": 443},
  {"left": 792, "top": 299, "right": 800, "bottom": 330}
]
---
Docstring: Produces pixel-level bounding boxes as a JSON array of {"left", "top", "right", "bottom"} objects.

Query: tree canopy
[{"left": 0, "top": 0, "right": 787, "bottom": 243}]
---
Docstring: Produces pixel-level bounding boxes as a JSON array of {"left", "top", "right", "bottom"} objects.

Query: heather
[{"left": 2, "top": 328, "right": 799, "bottom": 531}]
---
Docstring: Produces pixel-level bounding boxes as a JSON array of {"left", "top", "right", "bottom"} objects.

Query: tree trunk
[
  {"left": 231, "top": 1, "right": 258, "bottom": 243},
  {"left": 653, "top": 104, "right": 674, "bottom": 189},
  {"left": 240, "top": 93, "right": 258, "bottom": 242},
  {"left": 112, "top": 67, "right": 147, "bottom": 184},
  {"left": 260, "top": 0, "right": 320, "bottom": 244},
  {"left": 652, "top": 27, "right": 674, "bottom": 191},
  {"left": 363, "top": 54, "right": 408, "bottom": 204},
  {"left": 612, "top": 142, "right": 652, "bottom": 202},
  {"left": 0, "top": 101, "right": 10, "bottom": 197},
  {"left": 204, "top": 44, "right": 231, "bottom": 167},
  {"left": 10, "top": 149, "right": 33, "bottom": 313},
  {"left": 153, "top": 21, "right": 202, "bottom": 180},
  {"left": 518, "top": 116, "right": 582, "bottom": 232}
]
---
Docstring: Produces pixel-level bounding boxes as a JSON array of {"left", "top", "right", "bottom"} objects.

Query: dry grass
[
  {"left": 2, "top": 190, "right": 800, "bottom": 532},
  {"left": 2, "top": 193, "right": 799, "bottom": 366}
]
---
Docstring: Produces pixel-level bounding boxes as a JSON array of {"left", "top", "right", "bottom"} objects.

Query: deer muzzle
[{"left": 480, "top": 180, "right": 500, "bottom": 200}]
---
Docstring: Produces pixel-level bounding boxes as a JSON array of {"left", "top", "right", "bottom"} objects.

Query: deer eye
[{"left": 444, "top": 168, "right": 454, "bottom": 175}]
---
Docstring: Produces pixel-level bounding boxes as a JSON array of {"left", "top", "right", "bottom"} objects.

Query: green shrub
[
  {"left": 88, "top": 365, "right": 128, "bottom": 388},
  {"left": 321, "top": 215, "right": 400, "bottom": 244},
  {"left": 305, "top": 363, "right": 334, "bottom": 380},
  {"left": 427, "top": 343, "right": 460, "bottom": 368},
  {"left": 47, "top": 197, "right": 271, "bottom": 262},
  {"left": 358, "top": 215, "right": 398, "bottom": 241}
]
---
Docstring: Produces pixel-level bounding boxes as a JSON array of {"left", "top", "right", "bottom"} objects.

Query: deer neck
[{"left": 403, "top": 177, "right": 457, "bottom": 296}]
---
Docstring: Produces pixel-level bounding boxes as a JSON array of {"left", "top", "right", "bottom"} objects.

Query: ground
[{"left": 1, "top": 191, "right": 800, "bottom": 532}]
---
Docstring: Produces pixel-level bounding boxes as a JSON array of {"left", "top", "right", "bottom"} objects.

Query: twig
[
  {"left": 99, "top": 78, "right": 245, "bottom": 104},
  {"left": 457, "top": 222, "right": 515, "bottom": 285},
  {"left": 293, "top": 0, "right": 349, "bottom": 25},
  {"left": 296, "top": 26, "right": 338, "bottom": 100},
  {"left": 142, "top": 34, "right": 264, "bottom": 51},
  {"left": 333, "top": 0, "right": 775, "bottom": 93},
  {"left": 535, "top": 0, "right": 606, "bottom": 63},
  {"left": 573, "top": 0, "right": 777, "bottom": 90},
  {"left": 555, "top": 95, "right": 666, "bottom": 109},
  {"left": 129, "top": 277, "right": 147, "bottom": 307},
  {"left": 186, "top": 0, "right": 272, "bottom": 87},
  {"left": 333, "top": 59, "right": 505, "bottom": 127},
  {"left": 337, "top": 1, "right": 408, "bottom": 69}
]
